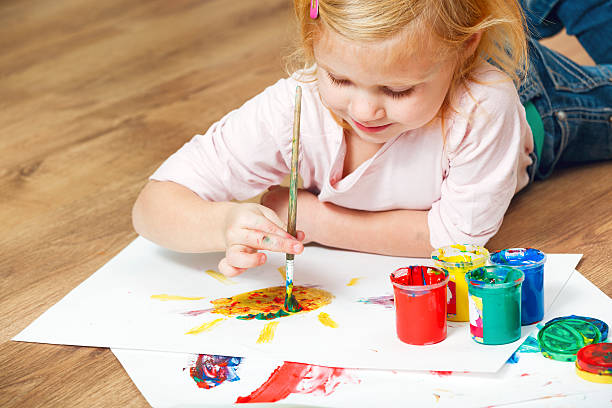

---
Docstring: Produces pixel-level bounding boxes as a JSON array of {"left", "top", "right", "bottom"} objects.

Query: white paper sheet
[
  {"left": 112, "top": 268, "right": 612, "bottom": 407},
  {"left": 14, "top": 237, "right": 580, "bottom": 372}
]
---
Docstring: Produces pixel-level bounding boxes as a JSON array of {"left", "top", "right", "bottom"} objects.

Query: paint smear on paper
[
  {"left": 506, "top": 335, "right": 541, "bottom": 364},
  {"left": 429, "top": 370, "right": 453, "bottom": 377},
  {"left": 257, "top": 321, "right": 279, "bottom": 344},
  {"left": 151, "top": 294, "right": 205, "bottom": 301},
  {"left": 185, "top": 318, "right": 225, "bottom": 335},
  {"left": 205, "top": 269, "right": 236, "bottom": 285},
  {"left": 211, "top": 286, "right": 333, "bottom": 320},
  {"left": 235, "top": 362, "right": 357, "bottom": 403},
  {"left": 318, "top": 312, "right": 338, "bottom": 328},
  {"left": 182, "top": 308, "right": 214, "bottom": 317},
  {"left": 347, "top": 277, "right": 361, "bottom": 286},
  {"left": 277, "top": 266, "right": 286, "bottom": 280},
  {"left": 517, "top": 335, "right": 540, "bottom": 353},
  {"left": 189, "top": 354, "right": 242, "bottom": 389},
  {"left": 357, "top": 295, "right": 394, "bottom": 309}
]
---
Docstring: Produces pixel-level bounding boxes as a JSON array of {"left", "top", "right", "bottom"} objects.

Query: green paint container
[{"left": 465, "top": 266, "right": 525, "bottom": 345}]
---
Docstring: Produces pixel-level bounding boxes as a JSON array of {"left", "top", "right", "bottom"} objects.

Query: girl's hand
[
  {"left": 219, "top": 203, "right": 304, "bottom": 277},
  {"left": 261, "top": 186, "right": 318, "bottom": 244}
]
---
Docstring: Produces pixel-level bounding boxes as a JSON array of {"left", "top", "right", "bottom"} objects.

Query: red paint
[
  {"left": 390, "top": 266, "right": 449, "bottom": 345},
  {"left": 576, "top": 343, "right": 612, "bottom": 375},
  {"left": 235, "top": 362, "right": 354, "bottom": 403},
  {"left": 520, "top": 373, "right": 530, "bottom": 377},
  {"left": 429, "top": 370, "right": 453, "bottom": 377}
]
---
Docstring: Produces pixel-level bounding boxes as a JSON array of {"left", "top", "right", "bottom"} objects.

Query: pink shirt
[{"left": 151, "top": 63, "right": 533, "bottom": 248}]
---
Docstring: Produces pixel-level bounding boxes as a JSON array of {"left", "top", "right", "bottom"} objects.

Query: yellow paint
[
  {"left": 210, "top": 285, "right": 333, "bottom": 318},
  {"left": 277, "top": 266, "right": 286, "bottom": 280},
  {"left": 256, "top": 321, "right": 279, "bottom": 343},
  {"left": 185, "top": 318, "right": 225, "bottom": 335},
  {"left": 205, "top": 269, "right": 236, "bottom": 285},
  {"left": 318, "top": 312, "right": 338, "bottom": 328},
  {"left": 347, "top": 277, "right": 361, "bottom": 286},
  {"left": 432, "top": 245, "right": 489, "bottom": 322},
  {"left": 151, "top": 294, "right": 205, "bottom": 301}
]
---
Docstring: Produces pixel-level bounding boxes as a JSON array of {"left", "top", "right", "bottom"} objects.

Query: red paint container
[{"left": 390, "top": 266, "right": 449, "bottom": 345}]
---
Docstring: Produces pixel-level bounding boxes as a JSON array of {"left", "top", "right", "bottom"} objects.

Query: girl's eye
[
  {"left": 382, "top": 87, "right": 414, "bottom": 99},
  {"left": 327, "top": 72, "right": 350, "bottom": 86}
]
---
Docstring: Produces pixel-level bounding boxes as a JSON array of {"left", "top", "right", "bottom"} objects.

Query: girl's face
[{"left": 314, "top": 28, "right": 457, "bottom": 144}]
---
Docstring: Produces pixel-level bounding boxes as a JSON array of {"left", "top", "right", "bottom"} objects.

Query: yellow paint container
[{"left": 431, "top": 244, "right": 489, "bottom": 322}]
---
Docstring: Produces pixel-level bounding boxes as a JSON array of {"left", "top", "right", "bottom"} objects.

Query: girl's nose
[{"left": 348, "top": 93, "right": 385, "bottom": 123}]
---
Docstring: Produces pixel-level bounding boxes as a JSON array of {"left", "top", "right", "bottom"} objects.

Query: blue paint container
[{"left": 490, "top": 248, "right": 546, "bottom": 325}]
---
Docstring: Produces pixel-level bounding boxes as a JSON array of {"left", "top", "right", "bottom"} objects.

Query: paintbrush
[{"left": 284, "top": 85, "right": 302, "bottom": 312}]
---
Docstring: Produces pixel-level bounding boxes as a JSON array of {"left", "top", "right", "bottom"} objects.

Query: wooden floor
[{"left": 0, "top": 1, "right": 610, "bottom": 406}]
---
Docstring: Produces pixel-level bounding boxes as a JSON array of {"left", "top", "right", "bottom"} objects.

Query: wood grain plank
[{"left": 1, "top": 1, "right": 609, "bottom": 406}]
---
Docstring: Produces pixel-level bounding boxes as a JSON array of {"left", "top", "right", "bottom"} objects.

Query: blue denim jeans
[{"left": 518, "top": 0, "right": 612, "bottom": 181}]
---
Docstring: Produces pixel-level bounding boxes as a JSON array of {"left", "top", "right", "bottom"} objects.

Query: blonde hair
[{"left": 288, "top": 0, "right": 528, "bottom": 120}]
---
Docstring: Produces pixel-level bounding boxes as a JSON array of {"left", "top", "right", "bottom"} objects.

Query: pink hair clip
[{"left": 309, "top": 0, "right": 319, "bottom": 19}]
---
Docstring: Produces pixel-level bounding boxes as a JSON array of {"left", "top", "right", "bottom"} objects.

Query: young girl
[{"left": 132, "top": 0, "right": 611, "bottom": 277}]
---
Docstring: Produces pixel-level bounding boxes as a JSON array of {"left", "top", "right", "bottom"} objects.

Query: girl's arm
[
  {"left": 133, "top": 180, "right": 304, "bottom": 276},
  {"left": 262, "top": 187, "right": 433, "bottom": 257}
]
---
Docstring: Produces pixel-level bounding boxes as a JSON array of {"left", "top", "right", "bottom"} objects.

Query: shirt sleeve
[
  {"left": 150, "top": 78, "right": 298, "bottom": 201},
  {"left": 428, "top": 77, "right": 529, "bottom": 248}
]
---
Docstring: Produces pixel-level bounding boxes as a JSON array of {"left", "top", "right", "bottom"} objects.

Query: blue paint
[
  {"left": 545, "top": 315, "right": 608, "bottom": 341},
  {"left": 506, "top": 351, "right": 520, "bottom": 364},
  {"left": 490, "top": 248, "right": 546, "bottom": 325},
  {"left": 506, "top": 335, "right": 541, "bottom": 365},
  {"left": 517, "top": 335, "right": 540, "bottom": 353}
]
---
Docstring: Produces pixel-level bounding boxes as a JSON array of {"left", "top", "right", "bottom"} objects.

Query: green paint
[
  {"left": 237, "top": 309, "right": 292, "bottom": 320},
  {"left": 284, "top": 293, "right": 302, "bottom": 313},
  {"left": 466, "top": 266, "right": 524, "bottom": 345}
]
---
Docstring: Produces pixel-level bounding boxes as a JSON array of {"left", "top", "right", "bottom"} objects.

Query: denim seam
[{"left": 540, "top": 49, "right": 612, "bottom": 91}]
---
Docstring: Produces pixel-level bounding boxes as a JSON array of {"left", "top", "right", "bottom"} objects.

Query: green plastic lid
[{"left": 538, "top": 319, "right": 602, "bottom": 362}]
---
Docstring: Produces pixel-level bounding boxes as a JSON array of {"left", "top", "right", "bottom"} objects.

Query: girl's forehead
[{"left": 314, "top": 27, "right": 447, "bottom": 84}]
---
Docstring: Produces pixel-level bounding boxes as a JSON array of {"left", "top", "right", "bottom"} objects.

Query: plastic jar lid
[
  {"left": 575, "top": 343, "right": 612, "bottom": 375},
  {"left": 431, "top": 244, "right": 489, "bottom": 268},
  {"left": 545, "top": 315, "right": 608, "bottom": 342},
  {"left": 489, "top": 248, "right": 546, "bottom": 270},
  {"left": 575, "top": 364, "right": 612, "bottom": 384},
  {"left": 538, "top": 319, "right": 602, "bottom": 362}
]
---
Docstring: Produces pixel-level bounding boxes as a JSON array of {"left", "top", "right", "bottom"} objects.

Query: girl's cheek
[{"left": 319, "top": 84, "right": 347, "bottom": 112}]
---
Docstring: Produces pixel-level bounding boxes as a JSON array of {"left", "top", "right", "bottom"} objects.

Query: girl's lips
[{"left": 352, "top": 120, "right": 392, "bottom": 133}]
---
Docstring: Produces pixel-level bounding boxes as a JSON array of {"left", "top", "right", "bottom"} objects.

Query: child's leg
[
  {"left": 519, "top": 39, "right": 612, "bottom": 180},
  {"left": 520, "top": 0, "right": 612, "bottom": 64}
]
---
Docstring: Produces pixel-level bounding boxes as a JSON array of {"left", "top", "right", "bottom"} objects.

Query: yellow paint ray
[
  {"left": 318, "top": 312, "right": 338, "bottom": 328},
  {"left": 151, "top": 294, "right": 205, "bottom": 301},
  {"left": 277, "top": 266, "right": 286, "bottom": 280},
  {"left": 347, "top": 277, "right": 361, "bottom": 286},
  {"left": 185, "top": 318, "right": 225, "bottom": 335},
  {"left": 205, "top": 269, "right": 236, "bottom": 285},
  {"left": 256, "top": 321, "right": 279, "bottom": 344}
]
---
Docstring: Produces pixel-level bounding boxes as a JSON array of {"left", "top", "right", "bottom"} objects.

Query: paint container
[
  {"left": 390, "top": 266, "right": 449, "bottom": 345},
  {"left": 465, "top": 266, "right": 524, "bottom": 345},
  {"left": 538, "top": 318, "right": 602, "bottom": 362},
  {"left": 545, "top": 315, "right": 608, "bottom": 341},
  {"left": 575, "top": 343, "right": 612, "bottom": 384},
  {"left": 431, "top": 245, "right": 489, "bottom": 322},
  {"left": 490, "top": 248, "right": 546, "bottom": 325}
]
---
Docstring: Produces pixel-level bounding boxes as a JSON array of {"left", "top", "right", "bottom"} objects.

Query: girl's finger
[
  {"left": 241, "top": 229, "right": 303, "bottom": 254},
  {"left": 224, "top": 244, "right": 268, "bottom": 270},
  {"left": 218, "top": 257, "right": 247, "bottom": 277}
]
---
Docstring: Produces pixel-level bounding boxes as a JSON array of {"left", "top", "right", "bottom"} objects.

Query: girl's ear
[{"left": 463, "top": 31, "right": 483, "bottom": 59}]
